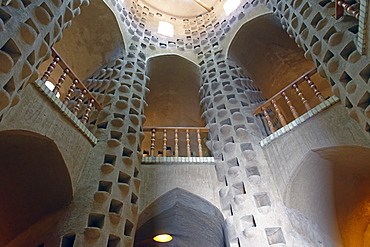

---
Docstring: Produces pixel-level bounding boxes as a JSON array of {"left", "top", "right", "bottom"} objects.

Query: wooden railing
[
  {"left": 334, "top": 0, "right": 360, "bottom": 19},
  {"left": 143, "top": 127, "right": 209, "bottom": 157},
  {"left": 253, "top": 68, "right": 329, "bottom": 134},
  {"left": 40, "top": 47, "right": 102, "bottom": 124}
]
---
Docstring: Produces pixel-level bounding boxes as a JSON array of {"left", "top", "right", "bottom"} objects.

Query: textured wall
[
  {"left": 266, "top": 0, "right": 370, "bottom": 135},
  {"left": 0, "top": 0, "right": 89, "bottom": 119}
]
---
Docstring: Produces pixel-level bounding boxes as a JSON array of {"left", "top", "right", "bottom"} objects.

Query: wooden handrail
[
  {"left": 143, "top": 127, "right": 209, "bottom": 131},
  {"left": 51, "top": 48, "right": 102, "bottom": 110},
  {"left": 253, "top": 67, "right": 317, "bottom": 115},
  {"left": 253, "top": 67, "right": 332, "bottom": 135},
  {"left": 39, "top": 47, "right": 102, "bottom": 126},
  {"left": 143, "top": 127, "right": 209, "bottom": 157}
]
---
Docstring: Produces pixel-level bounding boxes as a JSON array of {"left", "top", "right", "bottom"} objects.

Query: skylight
[
  {"left": 158, "top": 21, "right": 174, "bottom": 37},
  {"left": 223, "top": 0, "right": 241, "bottom": 15}
]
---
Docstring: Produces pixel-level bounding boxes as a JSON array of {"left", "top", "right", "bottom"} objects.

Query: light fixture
[
  {"left": 223, "top": 0, "right": 241, "bottom": 15},
  {"left": 153, "top": 234, "right": 173, "bottom": 243}
]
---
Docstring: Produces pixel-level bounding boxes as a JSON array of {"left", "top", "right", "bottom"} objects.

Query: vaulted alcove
[
  {"left": 0, "top": 130, "right": 73, "bottom": 246},
  {"left": 285, "top": 146, "right": 370, "bottom": 247},
  {"left": 134, "top": 188, "right": 225, "bottom": 247}
]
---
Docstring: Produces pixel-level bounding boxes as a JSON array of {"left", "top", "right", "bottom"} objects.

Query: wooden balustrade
[
  {"left": 40, "top": 47, "right": 102, "bottom": 125},
  {"left": 143, "top": 127, "right": 209, "bottom": 157},
  {"left": 334, "top": 0, "right": 360, "bottom": 19},
  {"left": 253, "top": 67, "right": 330, "bottom": 134}
]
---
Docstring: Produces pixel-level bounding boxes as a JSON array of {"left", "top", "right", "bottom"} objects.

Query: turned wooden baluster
[
  {"left": 262, "top": 106, "right": 276, "bottom": 133},
  {"left": 41, "top": 56, "right": 60, "bottom": 82},
  {"left": 53, "top": 68, "right": 69, "bottom": 95},
  {"left": 281, "top": 92, "right": 299, "bottom": 119},
  {"left": 305, "top": 76, "right": 325, "bottom": 102},
  {"left": 335, "top": 0, "right": 344, "bottom": 19},
  {"left": 271, "top": 99, "right": 287, "bottom": 126},
  {"left": 197, "top": 129, "right": 203, "bottom": 157},
  {"left": 63, "top": 79, "right": 77, "bottom": 105},
  {"left": 292, "top": 83, "right": 311, "bottom": 111},
  {"left": 174, "top": 129, "right": 179, "bottom": 157},
  {"left": 81, "top": 98, "right": 94, "bottom": 125},
  {"left": 150, "top": 128, "right": 156, "bottom": 157},
  {"left": 73, "top": 89, "right": 87, "bottom": 115},
  {"left": 186, "top": 129, "right": 191, "bottom": 157},
  {"left": 335, "top": 0, "right": 359, "bottom": 19},
  {"left": 163, "top": 129, "right": 167, "bottom": 157}
]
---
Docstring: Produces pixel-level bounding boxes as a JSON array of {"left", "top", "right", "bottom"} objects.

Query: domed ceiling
[{"left": 137, "top": 0, "right": 220, "bottom": 17}]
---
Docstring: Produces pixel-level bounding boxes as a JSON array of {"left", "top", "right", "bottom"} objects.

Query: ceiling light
[
  {"left": 223, "top": 0, "right": 241, "bottom": 15},
  {"left": 153, "top": 234, "right": 173, "bottom": 243}
]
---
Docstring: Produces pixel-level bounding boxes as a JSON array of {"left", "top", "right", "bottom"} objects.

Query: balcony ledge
[
  {"left": 141, "top": 156, "right": 215, "bottom": 164},
  {"left": 260, "top": 95, "right": 340, "bottom": 147},
  {"left": 32, "top": 79, "right": 98, "bottom": 145}
]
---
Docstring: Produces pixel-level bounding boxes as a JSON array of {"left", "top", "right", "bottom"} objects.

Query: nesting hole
[
  {"left": 61, "top": 234, "right": 76, "bottom": 247},
  {"left": 109, "top": 199, "right": 123, "bottom": 214},
  {"left": 88, "top": 214, "right": 105, "bottom": 228}
]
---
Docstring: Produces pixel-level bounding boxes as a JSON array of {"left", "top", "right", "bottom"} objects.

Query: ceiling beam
[{"left": 193, "top": 0, "right": 213, "bottom": 12}]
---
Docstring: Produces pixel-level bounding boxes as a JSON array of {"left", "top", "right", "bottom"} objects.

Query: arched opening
[
  {"left": 285, "top": 145, "right": 370, "bottom": 247},
  {"left": 143, "top": 55, "right": 208, "bottom": 157},
  {"left": 0, "top": 130, "right": 73, "bottom": 246},
  {"left": 134, "top": 188, "right": 225, "bottom": 246},
  {"left": 228, "top": 13, "right": 317, "bottom": 98},
  {"left": 145, "top": 55, "right": 203, "bottom": 127},
  {"left": 37, "top": 0, "right": 125, "bottom": 98},
  {"left": 227, "top": 13, "right": 332, "bottom": 131}
]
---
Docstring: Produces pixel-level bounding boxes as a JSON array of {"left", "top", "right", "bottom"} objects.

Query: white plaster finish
[
  {"left": 138, "top": 163, "right": 221, "bottom": 213},
  {"left": 0, "top": 84, "right": 92, "bottom": 190},
  {"left": 262, "top": 103, "right": 370, "bottom": 199}
]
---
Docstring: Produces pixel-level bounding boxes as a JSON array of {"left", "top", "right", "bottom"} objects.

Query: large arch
[
  {"left": 0, "top": 130, "right": 73, "bottom": 246},
  {"left": 227, "top": 13, "right": 316, "bottom": 98},
  {"left": 39, "top": 0, "right": 126, "bottom": 82},
  {"left": 134, "top": 188, "right": 225, "bottom": 247},
  {"left": 285, "top": 146, "right": 370, "bottom": 247},
  {"left": 142, "top": 54, "right": 205, "bottom": 156},
  {"left": 227, "top": 13, "right": 332, "bottom": 125},
  {"left": 144, "top": 54, "right": 203, "bottom": 127}
]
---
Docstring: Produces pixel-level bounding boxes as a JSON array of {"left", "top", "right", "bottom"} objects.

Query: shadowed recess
[
  {"left": 0, "top": 130, "right": 73, "bottom": 246},
  {"left": 42, "top": 0, "right": 125, "bottom": 81},
  {"left": 228, "top": 13, "right": 315, "bottom": 98},
  {"left": 134, "top": 188, "right": 225, "bottom": 247}
]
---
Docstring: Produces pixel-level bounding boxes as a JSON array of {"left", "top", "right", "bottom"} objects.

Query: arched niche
[
  {"left": 134, "top": 188, "right": 225, "bottom": 247},
  {"left": 0, "top": 130, "right": 73, "bottom": 246},
  {"left": 142, "top": 55, "right": 205, "bottom": 156},
  {"left": 227, "top": 13, "right": 318, "bottom": 98},
  {"left": 285, "top": 145, "right": 370, "bottom": 247},
  {"left": 39, "top": 0, "right": 125, "bottom": 82},
  {"left": 227, "top": 13, "right": 332, "bottom": 124},
  {"left": 144, "top": 54, "right": 204, "bottom": 127}
]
